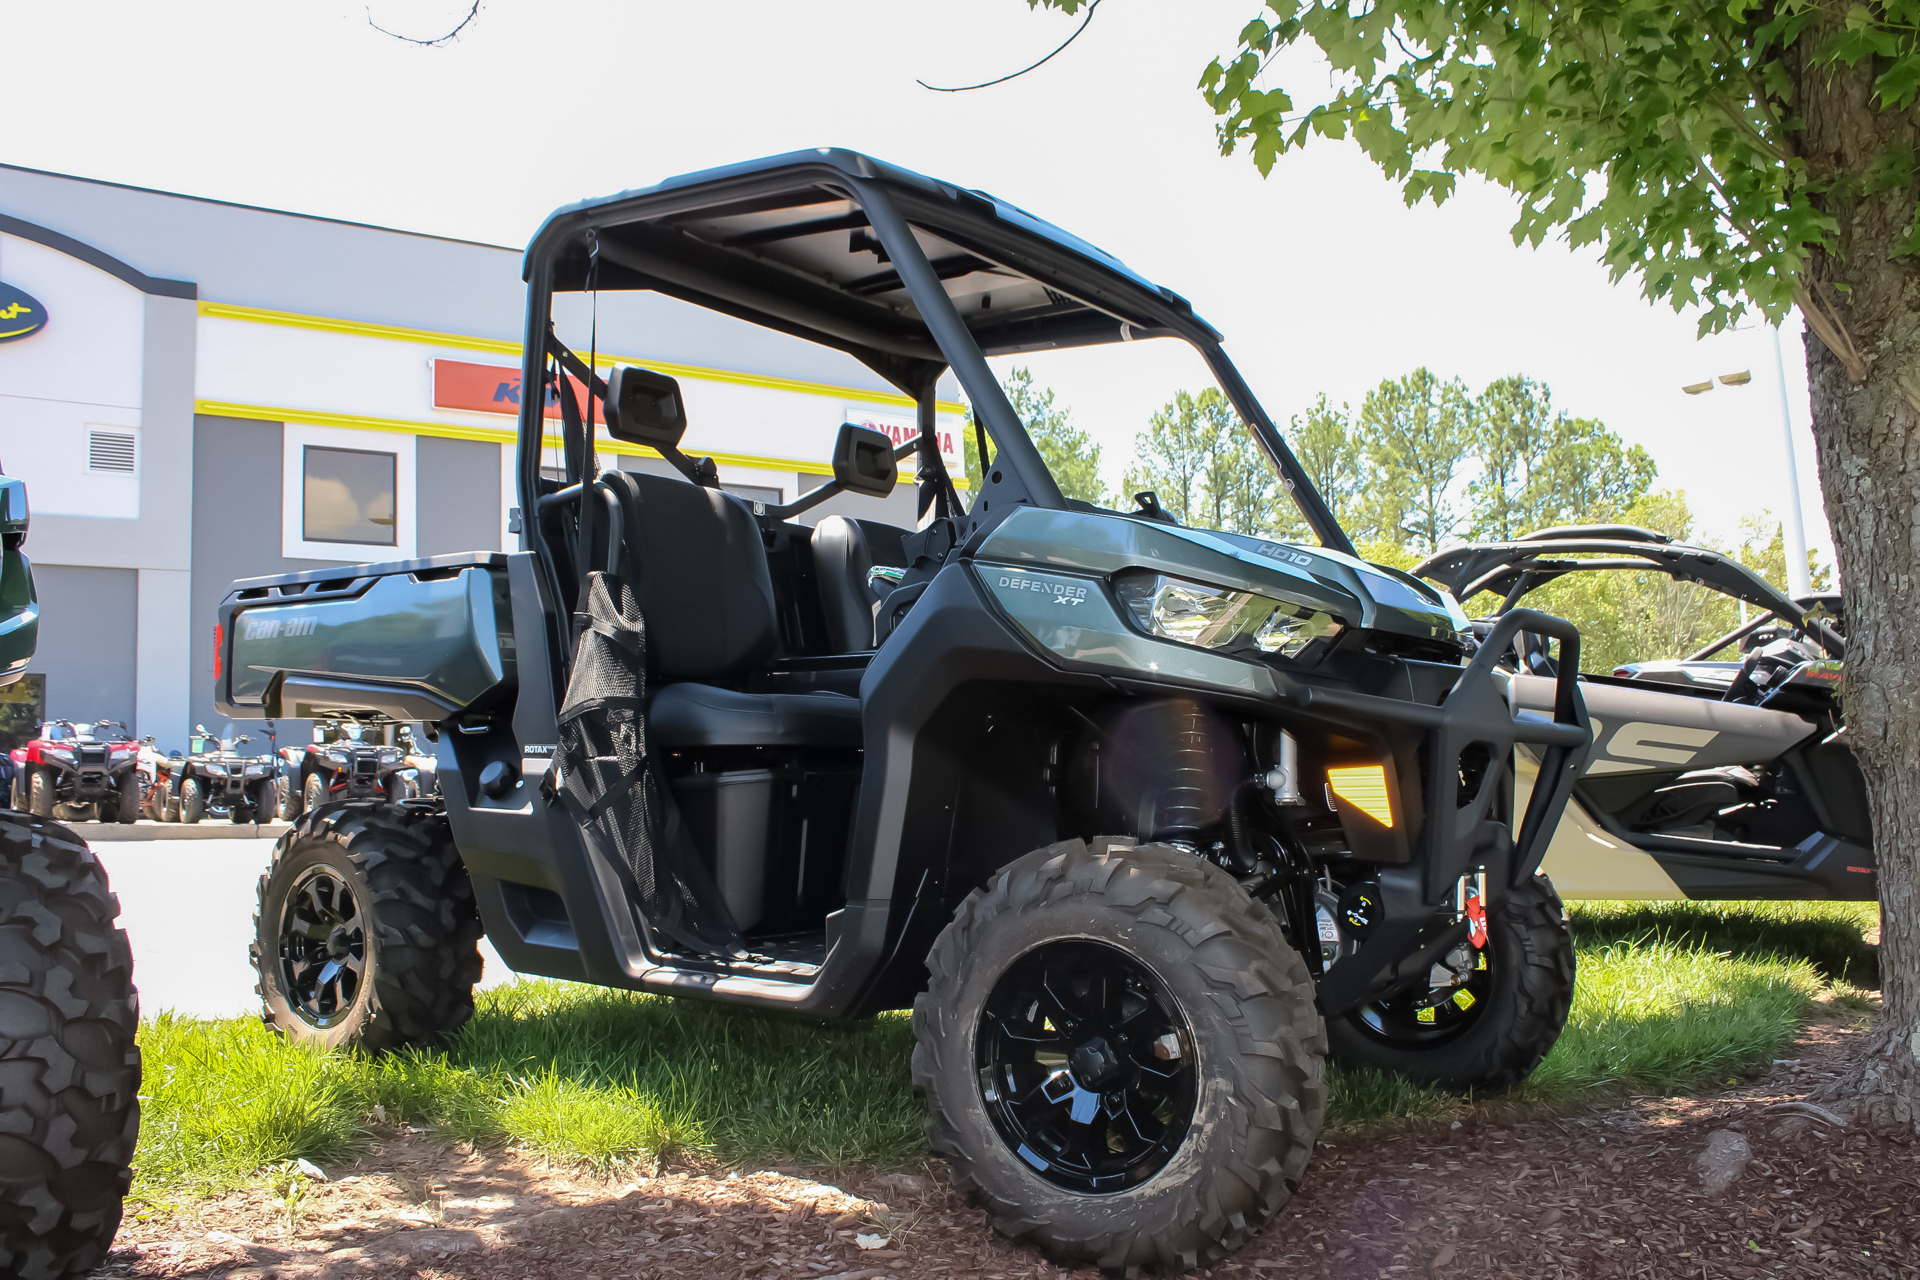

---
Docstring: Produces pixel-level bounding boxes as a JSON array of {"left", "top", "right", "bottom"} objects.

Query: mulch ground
[{"left": 103, "top": 1013, "right": 1918, "bottom": 1280}]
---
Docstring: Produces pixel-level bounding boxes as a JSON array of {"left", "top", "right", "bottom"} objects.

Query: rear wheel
[
  {"left": 302, "top": 771, "right": 328, "bottom": 814},
  {"left": 913, "top": 840, "right": 1325, "bottom": 1274},
  {"left": 253, "top": 803, "right": 483, "bottom": 1053},
  {"left": 179, "top": 777, "right": 204, "bottom": 825},
  {"left": 1323, "top": 873, "right": 1574, "bottom": 1092},
  {"left": 27, "top": 768, "right": 51, "bottom": 818},
  {"left": 0, "top": 814, "right": 140, "bottom": 1280}
]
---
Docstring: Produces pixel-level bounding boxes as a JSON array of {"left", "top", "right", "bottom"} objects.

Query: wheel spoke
[{"left": 974, "top": 939, "right": 1198, "bottom": 1195}]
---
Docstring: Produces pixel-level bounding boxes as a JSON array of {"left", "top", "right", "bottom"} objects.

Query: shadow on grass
[{"left": 1568, "top": 900, "right": 1879, "bottom": 986}]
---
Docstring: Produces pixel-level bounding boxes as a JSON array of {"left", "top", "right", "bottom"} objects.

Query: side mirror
[
  {"left": 602, "top": 365, "right": 687, "bottom": 448},
  {"left": 831, "top": 424, "right": 897, "bottom": 498},
  {"left": 237, "top": 736, "right": 250, "bottom": 745}
]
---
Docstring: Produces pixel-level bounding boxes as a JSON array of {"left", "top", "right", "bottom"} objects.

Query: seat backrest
[
  {"left": 600, "top": 471, "right": 779, "bottom": 682},
  {"left": 811, "top": 516, "right": 909, "bottom": 652}
]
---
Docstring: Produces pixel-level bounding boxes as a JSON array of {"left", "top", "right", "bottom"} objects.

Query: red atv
[{"left": 10, "top": 719, "right": 141, "bottom": 823}]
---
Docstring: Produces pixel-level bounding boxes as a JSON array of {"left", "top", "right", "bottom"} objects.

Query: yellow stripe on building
[
  {"left": 192, "top": 399, "right": 968, "bottom": 487},
  {"left": 196, "top": 302, "right": 969, "bottom": 416}
]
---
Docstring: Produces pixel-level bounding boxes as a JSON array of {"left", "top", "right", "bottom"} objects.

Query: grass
[{"left": 130, "top": 899, "right": 1879, "bottom": 1205}]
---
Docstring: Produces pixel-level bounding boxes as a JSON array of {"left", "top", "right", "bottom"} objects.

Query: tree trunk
[{"left": 1797, "top": 33, "right": 1920, "bottom": 1132}]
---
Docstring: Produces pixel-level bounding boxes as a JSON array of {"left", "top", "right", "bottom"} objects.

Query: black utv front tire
[
  {"left": 27, "top": 768, "right": 51, "bottom": 818},
  {"left": 1323, "top": 872, "right": 1575, "bottom": 1093},
  {"left": 253, "top": 804, "right": 482, "bottom": 1053},
  {"left": 0, "top": 815, "right": 140, "bottom": 1280},
  {"left": 302, "top": 771, "right": 327, "bottom": 815},
  {"left": 914, "top": 840, "right": 1325, "bottom": 1275}
]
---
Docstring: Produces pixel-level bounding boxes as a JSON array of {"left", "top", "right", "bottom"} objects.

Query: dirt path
[{"left": 105, "top": 1017, "right": 1917, "bottom": 1280}]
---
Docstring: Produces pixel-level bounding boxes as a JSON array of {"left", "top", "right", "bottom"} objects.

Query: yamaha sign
[{"left": 0, "top": 282, "right": 46, "bottom": 343}]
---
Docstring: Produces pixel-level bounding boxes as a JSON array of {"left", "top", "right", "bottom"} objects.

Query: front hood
[{"left": 975, "top": 508, "right": 1470, "bottom": 650}]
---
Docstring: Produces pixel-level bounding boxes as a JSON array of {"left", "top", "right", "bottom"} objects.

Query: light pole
[{"left": 1680, "top": 326, "right": 1816, "bottom": 600}]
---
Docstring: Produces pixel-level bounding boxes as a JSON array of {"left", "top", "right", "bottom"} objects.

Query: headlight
[
  {"left": 45, "top": 748, "right": 74, "bottom": 762},
  {"left": 245, "top": 766, "right": 266, "bottom": 777},
  {"left": 378, "top": 749, "right": 401, "bottom": 763},
  {"left": 1115, "top": 573, "right": 1343, "bottom": 660},
  {"left": 326, "top": 748, "right": 350, "bottom": 763}
]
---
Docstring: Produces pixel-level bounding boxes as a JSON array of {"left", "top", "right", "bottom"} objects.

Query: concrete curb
[{"left": 81, "top": 821, "right": 291, "bottom": 842}]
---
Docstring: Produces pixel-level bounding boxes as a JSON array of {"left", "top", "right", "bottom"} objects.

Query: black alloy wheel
[
  {"left": 1323, "top": 873, "right": 1574, "bottom": 1093},
  {"left": 975, "top": 940, "right": 1197, "bottom": 1195},
  {"left": 1351, "top": 940, "right": 1494, "bottom": 1047},
  {"left": 276, "top": 864, "right": 366, "bottom": 1030}
]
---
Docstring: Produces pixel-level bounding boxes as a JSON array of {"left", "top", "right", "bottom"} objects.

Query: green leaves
[
  {"left": 1047, "top": 0, "right": 1920, "bottom": 338},
  {"left": 964, "top": 367, "right": 1105, "bottom": 505}
]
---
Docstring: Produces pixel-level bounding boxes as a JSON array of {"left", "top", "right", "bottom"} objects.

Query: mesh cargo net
[{"left": 555, "top": 571, "right": 742, "bottom": 958}]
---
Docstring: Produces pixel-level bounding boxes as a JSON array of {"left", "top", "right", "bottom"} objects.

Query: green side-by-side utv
[
  {"left": 216, "top": 151, "right": 1590, "bottom": 1273},
  {"left": 0, "top": 468, "right": 142, "bottom": 1280}
]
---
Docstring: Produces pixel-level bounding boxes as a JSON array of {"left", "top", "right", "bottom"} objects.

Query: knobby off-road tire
[
  {"left": 178, "top": 778, "right": 204, "bottom": 825},
  {"left": 275, "top": 776, "right": 302, "bottom": 822},
  {"left": 114, "top": 774, "right": 137, "bottom": 826},
  {"left": 253, "top": 803, "right": 482, "bottom": 1053},
  {"left": 26, "top": 769, "right": 51, "bottom": 819},
  {"left": 0, "top": 815, "right": 140, "bottom": 1280},
  {"left": 913, "top": 840, "right": 1326, "bottom": 1276},
  {"left": 1324, "top": 872, "right": 1575, "bottom": 1093},
  {"left": 301, "top": 772, "right": 327, "bottom": 815}
]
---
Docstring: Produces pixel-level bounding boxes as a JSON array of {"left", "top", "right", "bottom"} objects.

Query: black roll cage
[
  {"left": 513, "top": 152, "right": 1353, "bottom": 639},
  {"left": 1415, "top": 524, "right": 1845, "bottom": 659}
]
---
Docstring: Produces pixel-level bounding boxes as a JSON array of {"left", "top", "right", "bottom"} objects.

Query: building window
[
  {"left": 282, "top": 423, "right": 416, "bottom": 561},
  {"left": 303, "top": 446, "right": 396, "bottom": 546}
]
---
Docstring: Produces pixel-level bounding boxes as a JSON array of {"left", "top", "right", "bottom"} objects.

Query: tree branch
[
  {"left": 919, "top": 0, "right": 1102, "bottom": 92},
  {"left": 367, "top": 1, "right": 481, "bottom": 46}
]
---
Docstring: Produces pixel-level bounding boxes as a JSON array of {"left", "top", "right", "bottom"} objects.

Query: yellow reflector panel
[
  {"left": 1453, "top": 989, "right": 1476, "bottom": 1011},
  {"left": 1327, "top": 764, "right": 1394, "bottom": 828}
]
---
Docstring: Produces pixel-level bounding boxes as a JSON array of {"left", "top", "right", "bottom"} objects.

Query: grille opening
[{"left": 88, "top": 430, "right": 138, "bottom": 473}]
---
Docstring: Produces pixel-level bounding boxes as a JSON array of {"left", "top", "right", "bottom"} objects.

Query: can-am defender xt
[
  {"left": 216, "top": 151, "right": 1588, "bottom": 1273},
  {"left": 0, "top": 468, "right": 141, "bottom": 1278},
  {"left": 1417, "top": 526, "right": 1869, "bottom": 903}
]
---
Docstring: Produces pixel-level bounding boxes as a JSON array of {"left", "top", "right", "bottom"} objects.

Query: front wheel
[
  {"left": 276, "top": 775, "right": 303, "bottom": 822},
  {"left": 252, "top": 804, "right": 483, "bottom": 1053},
  {"left": 27, "top": 767, "right": 52, "bottom": 818},
  {"left": 0, "top": 815, "right": 141, "bottom": 1279},
  {"left": 179, "top": 777, "right": 205, "bottom": 825},
  {"left": 116, "top": 772, "right": 139, "bottom": 824},
  {"left": 1323, "top": 872, "right": 1575, "bottom": 1093},
  {"left": 913, "top": 840, "right": 1325, "bottom": 1274},
  {"left": 302, "top": 771, "right": 328, "bottom": 814}
]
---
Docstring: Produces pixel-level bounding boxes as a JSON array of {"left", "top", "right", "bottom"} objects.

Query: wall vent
[{"left": 88, "top": 430, "right": 138, "bottom": 474}]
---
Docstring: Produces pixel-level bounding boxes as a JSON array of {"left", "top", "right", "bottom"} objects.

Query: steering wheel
[{"left": 1723, "top": 635, "right": 1822, "bottom": 704}]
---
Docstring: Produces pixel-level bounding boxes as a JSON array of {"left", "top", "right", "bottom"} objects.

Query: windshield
[
  {"left": 969, "top": 340, "right": 1322, "bottom": 545},
  {"left": 40, "top": 723, "right": 73, "bottom": 741}
]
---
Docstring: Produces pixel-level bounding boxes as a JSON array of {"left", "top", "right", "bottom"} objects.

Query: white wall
[{"left": 0, "top": 234, "right": 146, "bottom": 519}]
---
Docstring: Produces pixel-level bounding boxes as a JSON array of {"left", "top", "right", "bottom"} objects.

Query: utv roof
[{"left": 525, "top": 149, "right": 1222, "bottom": 373}]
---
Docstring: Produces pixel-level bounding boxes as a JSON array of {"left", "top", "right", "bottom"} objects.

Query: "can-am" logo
[
  {"left": 997, "top": 574, "right": 1089, "bottom": 606},
  {"left": 242, "top": 614, "right": 318, "bottom": 640}
]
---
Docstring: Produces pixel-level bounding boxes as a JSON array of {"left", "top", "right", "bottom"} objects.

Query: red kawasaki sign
[{"left": 434, "top": 359, "right": 586, "bottom": 420}]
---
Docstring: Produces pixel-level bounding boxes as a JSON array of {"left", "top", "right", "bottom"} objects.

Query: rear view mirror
[
  {"left": 832, "top": 424, "right": 897, "bottom": 498},
  {"left": 603, "top": 365, "right": 687, "bottom": 448}
]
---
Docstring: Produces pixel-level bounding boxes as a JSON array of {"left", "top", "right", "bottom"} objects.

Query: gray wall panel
[
  {"left": 189, "top": 415, "right": 346, "bottom": 744},
  {"left": 417, "top": 438, "right": 502, "bottom": 556},
  {"left": 28, "top": 565, "right": 137, "bottom": 727}
]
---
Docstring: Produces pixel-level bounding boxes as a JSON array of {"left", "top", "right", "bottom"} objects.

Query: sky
[{"left": 0, "top": 0, "right": 1831, "bottom": 563}]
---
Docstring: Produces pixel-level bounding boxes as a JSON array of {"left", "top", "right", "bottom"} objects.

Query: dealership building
[{"left": 0, "top": 163, "right": 965, "bottom": 750}]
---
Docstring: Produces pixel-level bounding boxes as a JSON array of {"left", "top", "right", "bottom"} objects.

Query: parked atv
[
  {"left": 14, "top": 719, "right": 142, "bottom": 823},
  {"left": 274, "top": 721, "right": 417, "bottom": 819},
  {"left": 165, "top": 723, "right": 279, "bottom": 824},
  {"left": 1418, "top": 527, "right": 1868, "bottom": 902},
  {"left": 0, "top": 466, "right": 141, "bottom": 1277},
  {"left": 214, "top": 152, "right": 1589, "bottom": 1273}
]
